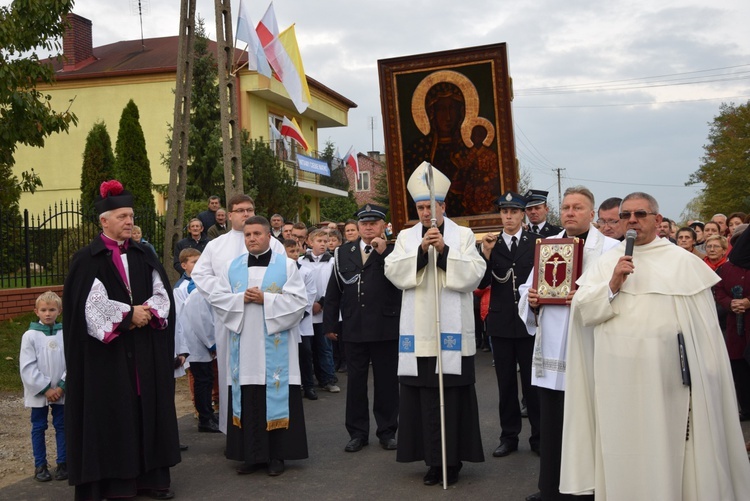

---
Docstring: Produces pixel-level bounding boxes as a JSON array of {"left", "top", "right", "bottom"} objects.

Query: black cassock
[{"left": 63, "top": 236, "right": 180, "bottom": 500}]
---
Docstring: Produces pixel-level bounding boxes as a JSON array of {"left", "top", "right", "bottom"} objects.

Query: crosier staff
[{"left": 425, "top": 163, "right": 448, "bottom": 490}]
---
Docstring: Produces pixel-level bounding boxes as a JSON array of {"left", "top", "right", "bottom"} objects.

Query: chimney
[{"left": 63, "top": 14, "right": 94, "bottom": 71}]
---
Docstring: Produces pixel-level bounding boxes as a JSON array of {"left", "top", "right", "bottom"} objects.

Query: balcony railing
[{"left": 266, "top": 139, "right": 350, "bottom": 192}]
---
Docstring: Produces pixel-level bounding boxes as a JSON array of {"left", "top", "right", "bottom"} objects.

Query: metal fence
[{"left": 0, "top": 200, "right": 165, "bottom": 289}]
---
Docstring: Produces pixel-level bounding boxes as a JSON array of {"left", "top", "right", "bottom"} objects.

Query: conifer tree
[
  {"left": 187, "top": 17, "right": 222, "bottom": 200},
  {"left": 114, "top": 99, "right": 155, "bottom": 213},
  {"left": 242, "top": 135, "right": 304, "bottom": 220},
  {"left": 80, "top": 122, "right": 115, "bottom": 212}
]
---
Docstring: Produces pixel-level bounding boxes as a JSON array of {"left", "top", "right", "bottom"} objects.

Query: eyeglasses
[
  {"left": 705, "top": 245, "right": 724, "bottom": 250},
  {"left": 619, "top": 210, "right": 657, "bottom": 220},
  {"left": 596, "top": 219, "right": 620, "bottom": 227},
  {"left": 231, "top": 207, "right": 255, "bottom": 214}
]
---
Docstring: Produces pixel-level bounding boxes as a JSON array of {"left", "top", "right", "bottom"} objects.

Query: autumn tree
[
  {"left": 687, "top": 101, "right": 750, "bottom": 217},
  {"left": 80, "top": 122, "right": 116, "bottom": 212},
  {"left": 115, "top": 99, "right": 155, "bottom": 213}
]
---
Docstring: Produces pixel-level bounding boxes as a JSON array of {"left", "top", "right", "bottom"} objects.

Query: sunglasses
[{"left": 619, "top": 210, "right": 657, "bottom": 220}]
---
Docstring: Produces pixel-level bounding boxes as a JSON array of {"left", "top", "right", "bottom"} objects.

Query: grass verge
[{"left": 0, "top": 312, "right": 36, "bottom": 392}]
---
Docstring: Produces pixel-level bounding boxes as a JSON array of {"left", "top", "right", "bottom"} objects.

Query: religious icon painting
[
  {"left": 532, "top": 238, "right": 584, "bottom": 305},
  {"left": 378, "top": 43, "right": 518, "bottom": 234}
]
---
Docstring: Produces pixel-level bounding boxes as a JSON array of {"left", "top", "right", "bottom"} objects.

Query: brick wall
[{"left": 0, "top": 286, "right": 64, "bottom": 321}]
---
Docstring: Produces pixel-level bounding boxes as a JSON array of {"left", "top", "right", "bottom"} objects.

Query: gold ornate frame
[{"left": 378, "top": 43, "right": 518, "bottom": 234}]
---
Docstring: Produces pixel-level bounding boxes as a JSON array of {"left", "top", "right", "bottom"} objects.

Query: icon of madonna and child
[{"left": 403, "top": 69, "right": 503, "bottom": 219}]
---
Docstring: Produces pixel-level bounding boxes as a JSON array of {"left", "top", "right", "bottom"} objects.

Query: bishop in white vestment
[{"left": 384, "top": 162, "right": 486, "bottom": 487}]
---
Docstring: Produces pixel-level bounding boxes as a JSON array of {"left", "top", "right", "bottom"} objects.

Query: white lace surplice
[{"left": 85, "top": 270, "right": 170, "bottom": 342}]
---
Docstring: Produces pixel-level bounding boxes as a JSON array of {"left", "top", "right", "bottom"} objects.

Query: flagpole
[{"left": 426, "top": 163, "right": 448, "bottom": 490}]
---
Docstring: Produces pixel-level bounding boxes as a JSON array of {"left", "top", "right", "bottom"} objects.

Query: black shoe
[
  {"left": 34, "top": 464, "right": 51, "bottom": 482},
  {"left": 493, "top": 442, "right": 518, "bottom": 457},
  {"left": 337, "top": 364, "right": 348, "bottom": 373},
  {"left": 267, "top": 459, "right": 285, "bottom": 476},
  {"left": 53, "top": 462, "right": 68, "bottom": 481},
  {"left": 446, "top": 462, "right": 462, "bottom": 486},
  {"left": 236, "top": 462, "right": 266, "bottom": 475},
  {"left": 531, "top": 443, "right": 540, "bottom": 456},
  {"left": 525, "top": 491, "right": 543, "bottom": 501},
  {"left": 179, "top": 444, "right": 189, "bottom": 451},
  {"left": 521, "top": 404, "right": 528, "bottom": 418},
  {"left": 345, "top": 437, "right": 368, "bottom": 452},
  {"left": 303, "top": 387, "right": 318, "bottom": 400},
  {"left": 380, "top": 438, "right": 397, "bottom": 450},
  {"left": 139, "top": 489, "right": 175, "bottom": 500},
  {"left": 198, "top": 420, "right": 221, "bottom": 433},
  {"left": 423, "top": 466, "right": 441, "bottom": 486}
]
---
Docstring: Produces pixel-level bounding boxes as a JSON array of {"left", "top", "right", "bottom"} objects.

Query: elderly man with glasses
[{"left": 560, "top": 192, "right": 750, "bottom": 500}]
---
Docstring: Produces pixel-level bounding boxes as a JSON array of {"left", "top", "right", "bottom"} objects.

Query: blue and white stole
[{"left": 228, "top": 251, "right": 291, "bottom": 430}]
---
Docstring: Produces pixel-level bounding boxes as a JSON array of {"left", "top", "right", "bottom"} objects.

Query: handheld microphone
[
  {"left": 732, "top": 285, "right": 744, "bottom": 336},
  {"left": 624, "top": 229, "right": 637, "bottom": 257}
]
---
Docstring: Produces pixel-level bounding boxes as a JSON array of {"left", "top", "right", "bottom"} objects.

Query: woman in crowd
[
  {"left": 703, "top": 235, "right": 728, "bottom": 272},
  {"left": 727, "top": 212, "right": 747, "bottom": 237},
  {"left": 704, "top": 221, "right": 722, "bottom": 240},
  {"left": 714, "top": 226, "right": 750, "bottom": 423},
  {"left": 343, "top": 219, "right": 359, "bottom": 242},
  {"left": 676, "top": 227, "right": 705, "bottom": 259}
]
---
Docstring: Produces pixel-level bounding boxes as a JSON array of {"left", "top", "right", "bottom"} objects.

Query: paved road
[{"left": 0, "top": 350, "right": 579, "bottom": 499}]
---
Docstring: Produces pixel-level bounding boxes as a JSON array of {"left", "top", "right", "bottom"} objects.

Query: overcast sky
[{"left": 61, "top": 0, "right": 750, "bottom": 219}]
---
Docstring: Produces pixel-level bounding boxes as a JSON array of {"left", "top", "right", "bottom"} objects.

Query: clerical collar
[
  {"left": 247, "top": 248, "right": 272, "bottom": 267},
  {"left": 101, "top": 233, "right": 127, "bottom": 246},
  {"left": 564, "top": 229, "right": 589, "bottom": 242}
]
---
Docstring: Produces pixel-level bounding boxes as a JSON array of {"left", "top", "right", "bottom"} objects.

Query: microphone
[
  {"left": 624, "top": 229, "right": 637, "bottom": 257},
  {"left": 732, "top": 285, "right": 744, "bottom": 336}
]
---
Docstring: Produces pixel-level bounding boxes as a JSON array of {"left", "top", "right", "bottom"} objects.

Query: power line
[
  {"left": 515, "top": 94, "right": 750, "bottom": 109},
  {"left": 563, "top": 175, "right": 705, "bottom": 188},
  {"left": 516, "top": 63, "right": 750, "bottom": 93},
  {"left": 514, "top": 123, "right": 561, "bottom": 169}
]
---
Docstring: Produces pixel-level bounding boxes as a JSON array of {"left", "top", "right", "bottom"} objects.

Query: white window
[{"left": 356, "top": 171, "right": 370, "bottom": 192}]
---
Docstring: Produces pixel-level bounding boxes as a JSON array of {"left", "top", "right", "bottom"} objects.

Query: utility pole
[
  {"left": 164, "top": 0, "right": 196, "bottom": 283},
  {"left": 369, "top": 116, "right": 375, "bottom": 151},
  {"left": 214, "top": 0, "right": 244, "bottom": 202},
  {"left": 553, "top": 167, "right": 566, "bottom": 215}
]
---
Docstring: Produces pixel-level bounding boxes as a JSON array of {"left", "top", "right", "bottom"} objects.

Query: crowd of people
[{"left": 18, "top": 172, "right": 750, "bottom": 500}]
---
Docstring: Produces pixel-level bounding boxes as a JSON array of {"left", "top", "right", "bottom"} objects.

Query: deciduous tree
[
  {"left": 687, "top": 101, "right": 750, "bottom": 217},
  {"left": 0, "top": 0, "right": 78, "bottom": 169}
]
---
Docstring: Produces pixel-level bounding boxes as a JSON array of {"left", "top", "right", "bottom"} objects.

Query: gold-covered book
[{"left": 532, "top": 237, "right": 584, "bottom": 305}]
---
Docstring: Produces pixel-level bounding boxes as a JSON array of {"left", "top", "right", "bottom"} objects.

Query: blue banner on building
[{"left": 297, "top": 154, "right": 331, "bottom": 176}]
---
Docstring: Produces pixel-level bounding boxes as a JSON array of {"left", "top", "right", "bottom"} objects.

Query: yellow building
[{"left": 13, "top": 14, "right": 356, "bottom": 220}]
